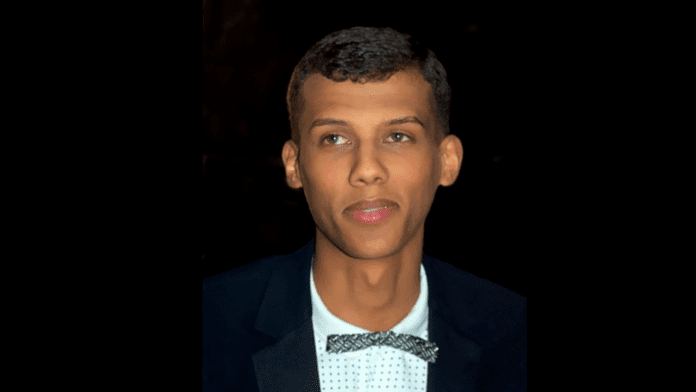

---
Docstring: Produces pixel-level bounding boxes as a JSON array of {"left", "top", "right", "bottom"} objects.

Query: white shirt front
[{"left": 310, "top": 254, "right": 430, "bottom": 391}]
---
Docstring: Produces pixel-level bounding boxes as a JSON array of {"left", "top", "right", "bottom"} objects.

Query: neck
[{"left": 313, "top": 227, "right": 424, "bottom": 332}]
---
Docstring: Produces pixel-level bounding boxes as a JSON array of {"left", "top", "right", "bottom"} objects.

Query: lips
[{"left": 346, "top": 198, "right": 398, "bottom": 213}]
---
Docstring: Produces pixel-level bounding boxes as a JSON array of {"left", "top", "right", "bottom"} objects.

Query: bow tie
[{"left": 326, "top": 330, "right": 439, "bottom": 364}]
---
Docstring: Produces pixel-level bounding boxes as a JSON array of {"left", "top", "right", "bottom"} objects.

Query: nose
[{"left": 349, "top": 149, "right": 388, "bottom": 185}]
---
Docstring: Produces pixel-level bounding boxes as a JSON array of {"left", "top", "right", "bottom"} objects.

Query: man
[{"left": 203, "top": 26, "right": 527, "bottom": 392}]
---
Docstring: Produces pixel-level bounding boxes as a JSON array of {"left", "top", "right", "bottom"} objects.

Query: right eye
[{"left": 322, "top": 134, "right": 349, "bottom": 145}]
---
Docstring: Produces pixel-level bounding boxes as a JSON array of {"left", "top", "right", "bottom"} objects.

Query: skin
[{"left": 282, "top": 69, "right": 464, "bottom": 332}]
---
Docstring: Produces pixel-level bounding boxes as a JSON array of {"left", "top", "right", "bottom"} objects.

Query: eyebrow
[{"left": 308, "top": 116, "right": 425, "bottom": 133}]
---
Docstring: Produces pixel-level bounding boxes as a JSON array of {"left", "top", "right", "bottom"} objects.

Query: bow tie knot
[{"left": 326, "top": 330, "right": 438, "bottom": 363}]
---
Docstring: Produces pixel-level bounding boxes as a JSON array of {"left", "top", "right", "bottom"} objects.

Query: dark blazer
[{"left": 203, "top": 236, "right": 527, "bottom": 392}]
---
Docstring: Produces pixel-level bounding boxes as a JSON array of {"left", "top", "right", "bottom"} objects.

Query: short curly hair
[{"left": 286, "top": 26, "right": 452, "bottom": 157}]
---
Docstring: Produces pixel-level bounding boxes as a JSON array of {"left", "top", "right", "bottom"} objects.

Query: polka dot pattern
[{"left": 310, "top": 255, "right": 430, "bottom": 391}]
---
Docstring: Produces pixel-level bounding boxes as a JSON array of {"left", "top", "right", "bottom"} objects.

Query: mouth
[
  {"left": 345, "top": 199, "right": 398, "bottom": 224},
  {"left": 360, "top": 206, "right": 389, "bottom": 213},
  {"left": 346, "top": 198, "right": 398, "bottom": 213}
]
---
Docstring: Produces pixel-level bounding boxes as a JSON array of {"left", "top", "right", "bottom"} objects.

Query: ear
[
  {"left": 282, "top": 140, "right": 303, "bottom": 189},
  {"left": 439, "top": 135, "right": 464, "bottom": 187}
]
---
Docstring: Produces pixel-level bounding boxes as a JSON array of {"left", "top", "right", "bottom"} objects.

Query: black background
[{"left": 202, "top": 0, "right": 537, "bottom": 297}]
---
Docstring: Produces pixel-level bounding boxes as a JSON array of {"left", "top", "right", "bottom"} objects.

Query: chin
[
  {"left": 340, "top": 233, "right": 404, "bottom": 260},
  {"left": 317, "top": 214, "right": 412, "bottom": 259}
]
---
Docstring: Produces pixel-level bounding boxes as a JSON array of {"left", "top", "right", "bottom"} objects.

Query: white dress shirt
[{"left": 310, "top": 254, "right": 430, "bottom": 391}]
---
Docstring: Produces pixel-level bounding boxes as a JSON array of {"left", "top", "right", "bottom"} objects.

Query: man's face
[{"left": 283, "top": 69, "right": 462, "bottom": 259}]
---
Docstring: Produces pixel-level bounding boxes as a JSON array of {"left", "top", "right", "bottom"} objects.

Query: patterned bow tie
[{"left": 326, "top": 330, "right": 439, "bottom": 364}]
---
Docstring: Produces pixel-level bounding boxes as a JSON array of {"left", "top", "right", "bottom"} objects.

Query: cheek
[
  {"left": 310, "top": 165, "right": 344, "bottom": 191},
  {"left": 397, "top": 153, "right": 435, "bottom": 182},
  {"left": 303, "top": 161, "right": 342, "bottom": 208},
  {"left": 407, "top": 157, "right": 440, "bottom": 198}
]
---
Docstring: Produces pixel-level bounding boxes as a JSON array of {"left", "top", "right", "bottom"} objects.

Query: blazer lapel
[
  {"left": 423, "top": 255, "right": 484, "bottom": 391},
  {"left": 252, "top": 318, "right": 320, "bottom": 392},
  {"left": 251, "top": 237, "right": 320, "bottom": 392}
]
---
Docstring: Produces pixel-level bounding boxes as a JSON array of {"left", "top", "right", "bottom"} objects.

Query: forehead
[{"left": 299, "top": 70, "right": 435, "bottom": 128}]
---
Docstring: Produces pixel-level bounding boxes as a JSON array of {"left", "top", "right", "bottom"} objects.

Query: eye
[
  {"left": 322, "top": 134, "right": 349, "bottom": 145},
  {"left": 386, "top": 132, "right": 411, "bottom": 143},
  {"left": 321, "top": 133, "right": 411, "bottom": 145}
]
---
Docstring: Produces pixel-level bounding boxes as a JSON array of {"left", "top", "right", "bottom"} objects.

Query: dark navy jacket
[{"left": 203, "top": 236, "right": 527, "bottom": 391}]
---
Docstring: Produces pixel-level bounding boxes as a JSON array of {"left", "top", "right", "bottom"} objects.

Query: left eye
[{"left": 387, "top": 133, "right": 410, "bottom": 142}]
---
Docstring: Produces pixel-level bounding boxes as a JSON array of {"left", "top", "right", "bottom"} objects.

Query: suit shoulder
[
  {"left": 429, "top": 257, "right": 526, "bottom": 304},
  {"left": 427, "top": 259, "right": 527, "bottom": 390},
  {"left": 426, "top": 256, "right": 526, "bottom": 326},
  {"left": 202, "top": 255, "right": 286, "bottom": 389}
]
